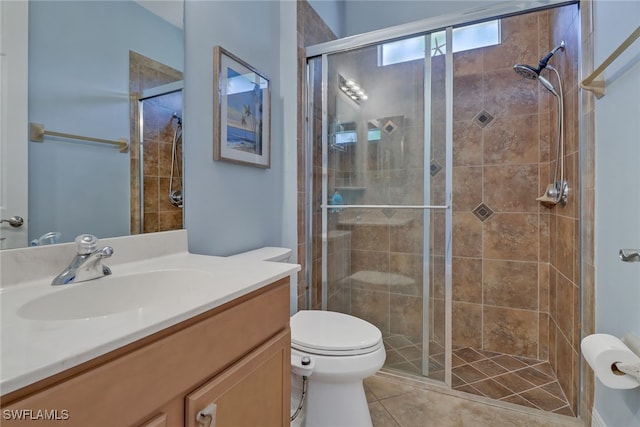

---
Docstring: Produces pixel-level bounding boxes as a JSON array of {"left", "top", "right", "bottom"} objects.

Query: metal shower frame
[{"left": 303, "top": 0, "right": 577, "bottom": 391}]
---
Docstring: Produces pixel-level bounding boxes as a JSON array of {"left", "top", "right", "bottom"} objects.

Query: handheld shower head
[{"left": 538, "top": 74, "right": 559, "bottom": 97}]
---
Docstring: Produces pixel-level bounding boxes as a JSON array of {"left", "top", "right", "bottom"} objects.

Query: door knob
[{"left": 1, "top": 216, "right": 24, "bottom": 228}]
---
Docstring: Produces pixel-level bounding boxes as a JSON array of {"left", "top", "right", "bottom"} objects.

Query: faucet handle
[
  {"left": 99, "top": 246, "right": 114, "bottom": 258},
  {"left": 75, "top": 234, "right": 99, "bottom": 255}
]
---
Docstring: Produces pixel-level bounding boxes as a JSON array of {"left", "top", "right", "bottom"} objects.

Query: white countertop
[{"left": 0, "top": 231, "right": 299, "bottom": 395}]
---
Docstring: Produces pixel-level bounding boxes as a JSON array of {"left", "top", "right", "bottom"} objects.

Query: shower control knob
[{"left": 301, "top": 356, "right": 311, "bottom": 366}]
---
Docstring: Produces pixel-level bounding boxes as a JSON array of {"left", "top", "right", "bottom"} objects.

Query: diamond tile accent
[
  {"left": 473, "top": 110, "right": 494, "bottom": 128},
  {"left": 381, "top": 208, "right": 396, "bottom": 219},
  {"left": 472, "top": 203, "right": 494, "bottom": 222},
  {"left": 430, "top": 160, "right": 443, "bottom": 176},
  {"left": 382, "top": 120, "right": 398, "bottom": 135}
]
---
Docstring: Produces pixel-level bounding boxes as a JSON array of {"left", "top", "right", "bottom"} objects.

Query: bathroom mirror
[{"left": 17, "top": 0, "right": 184, "bottom": 249}]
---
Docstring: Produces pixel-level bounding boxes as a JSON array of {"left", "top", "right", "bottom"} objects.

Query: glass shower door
[{"left": 308, "top": 31, "right": 451, "bottom": 383}]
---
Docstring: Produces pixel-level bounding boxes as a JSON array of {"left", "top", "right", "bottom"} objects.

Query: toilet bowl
[
  {"left": 229, "top": 247, "right": 386, "bottom": 427},
  {"left": 291, "top": 310, "right": 386, "bottom": 427}
]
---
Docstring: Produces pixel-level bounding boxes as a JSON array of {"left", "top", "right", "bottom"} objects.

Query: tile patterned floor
[
  {"left": 383, "top": 335, "right": 445, "bottom": 382},
  {"left": 451, "top": 347, "right": 573, "bottom": 416},
  {"left": 382, "top": 335, "right": 573, "bottom": 417},
  {"left": 364, "top": 375, "right": 582, "bottom": 427}
]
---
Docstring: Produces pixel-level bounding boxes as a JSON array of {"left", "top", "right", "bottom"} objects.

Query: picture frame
[{"left": 213, "top": 46, "right": 271, "bottom": 168}]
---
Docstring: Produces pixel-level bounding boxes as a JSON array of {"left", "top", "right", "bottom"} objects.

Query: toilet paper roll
[{"left": 581, "top": 334, "right": 640, "bottom": 389}]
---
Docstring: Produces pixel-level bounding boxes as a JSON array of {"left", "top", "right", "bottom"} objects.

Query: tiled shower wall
[
  {"left": 129, "top": 51, "right": 183, "bottom": 235},
  {"left": 450, "top": 10, "right": 554, "bottom": 360},
  {"left": 296, "top": 0, "right": 337, "bottom": 310},
  {"left": 449, "top": 4, "right": 581, "bottom": 414},
  {"left": 323, "top": 43, "right": 431, "bottom": 346},
  {"left": 547, "top": 4, "right": 581, "bottom": 415}
]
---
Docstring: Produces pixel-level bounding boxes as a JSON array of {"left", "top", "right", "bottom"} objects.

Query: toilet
[
  {"left": 290, "top": 310, "right": 386, "bottom": 427},
  {"left": 229, "top": 247, "right": 386, "bottom": 427}
]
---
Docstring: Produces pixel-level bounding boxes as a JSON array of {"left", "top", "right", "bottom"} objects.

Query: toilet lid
[{"left": 291, "top": 311, "right": 383, "bottom": 356}]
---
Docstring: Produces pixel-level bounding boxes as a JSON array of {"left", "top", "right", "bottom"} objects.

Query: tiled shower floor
[{"left": 383, "top": 335, "right": 573, "bottom": 416}]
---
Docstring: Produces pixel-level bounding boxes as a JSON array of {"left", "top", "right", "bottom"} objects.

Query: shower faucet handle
[{"left": 619, "top": 249, "right": 640, "bottom": 262}]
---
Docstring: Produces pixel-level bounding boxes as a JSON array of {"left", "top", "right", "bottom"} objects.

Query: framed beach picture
[{"left": 213, "top": 46, "right": 271, "bottom": 168}]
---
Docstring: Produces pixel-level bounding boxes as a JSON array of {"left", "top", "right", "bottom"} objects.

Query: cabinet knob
[{"left": 196, "top": 403, "right": 217, "bottom": 427}]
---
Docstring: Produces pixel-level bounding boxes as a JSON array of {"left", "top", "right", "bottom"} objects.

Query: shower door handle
[{"left": 619, "top": 249, "right": 640, "bottom": 262}]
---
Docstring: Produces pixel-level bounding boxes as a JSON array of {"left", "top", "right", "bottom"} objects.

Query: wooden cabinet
[
  {"left": 185, "top": 331, "right": 290, "bottom": 427},
  {"left": 138, "top": 413, "right": 168, "bottom": 427},
  {"left": 1, "top": 278, "right": 291, "bottom": 427}
]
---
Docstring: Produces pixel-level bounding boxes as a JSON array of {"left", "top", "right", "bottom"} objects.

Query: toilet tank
[{"left": 228, "top": 247, "right": 292, "bottom": 263}]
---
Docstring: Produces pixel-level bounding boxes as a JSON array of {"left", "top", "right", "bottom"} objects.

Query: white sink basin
[{"left": 17, "top": 269, "right": 215, "bottom": 321}]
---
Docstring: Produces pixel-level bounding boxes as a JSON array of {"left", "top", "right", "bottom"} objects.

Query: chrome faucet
[{"left": 51, "top": 234, "right": 113, "bottom": 286}]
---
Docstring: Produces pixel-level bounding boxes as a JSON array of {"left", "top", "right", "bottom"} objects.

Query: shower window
[{"left": 379, "top": 20, "right": 501, "bottom": 66}]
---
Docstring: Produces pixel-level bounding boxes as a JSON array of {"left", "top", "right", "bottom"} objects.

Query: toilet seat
[{"left": 291, "top": 311, "right": 383, "bottom": 356}]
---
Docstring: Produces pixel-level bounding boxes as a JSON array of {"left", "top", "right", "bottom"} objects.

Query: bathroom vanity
[{"left": 0, "top": 231, "right": 298, "bottom": 426}]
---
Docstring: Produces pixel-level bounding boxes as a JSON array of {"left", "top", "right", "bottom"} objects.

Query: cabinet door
[
  {"left": 138, "top": 413, "right": 167, "bottom": 427},
  {"left": 186, "top": 330, "right": 290, "bottom": 427}
]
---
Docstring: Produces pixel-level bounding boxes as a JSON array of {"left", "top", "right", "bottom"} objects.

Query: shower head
[
  {"left": 514, "top": 41, "right": 565, "bottom": 77},
  {"left": 514, "top": 63, "right": 559, "bottom": 96},
  {"left": 514, "top": 41, "right": 565, "bottom": 96},
  {"left": 513, "top": 63, "right": 540, "bottom": 80}
]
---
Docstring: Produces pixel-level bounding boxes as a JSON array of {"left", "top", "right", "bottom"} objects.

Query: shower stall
[
  {"left": 305, "top": 1, "right": 581, "bottom": 418},
  {"left": 129, "top": 51, "right": 184, "bottom": 235},
  {"left": 136, "top": 81, "right": 184, "bottom": 234}
]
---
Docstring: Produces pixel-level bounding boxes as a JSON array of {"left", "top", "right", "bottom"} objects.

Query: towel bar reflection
[{"left": 29, "top": 122, "right": 129, "bottom": 153}]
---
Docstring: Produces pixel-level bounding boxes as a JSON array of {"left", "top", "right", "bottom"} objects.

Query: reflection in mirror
[
  {"left": 331, "top": 113, "right": 405, "bottom": 205},
  {"left": 26, "top": 1, "right": 183, "bottom": 248},
  {"left": 130, "top": 56, "right": 183, "bottom": 235},
  {"left": 366, "top": 115, "right": 405, "bottom": 172}
]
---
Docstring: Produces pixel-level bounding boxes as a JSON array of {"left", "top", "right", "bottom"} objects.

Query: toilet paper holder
[
  {"left": 613, "top": 361, "right": 640, "bottom": 382},
  {"left": 616, "top": 334, "right": 640, "bottom": 382},
  {"left": 582, "top": 333, "right": 640, "bottom": 389}
]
